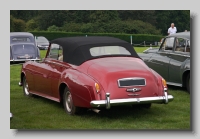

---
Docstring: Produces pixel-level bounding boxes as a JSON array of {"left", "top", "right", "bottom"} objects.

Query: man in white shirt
[{"left": 168, "top": 23, "right": 177, "bottom": 35}]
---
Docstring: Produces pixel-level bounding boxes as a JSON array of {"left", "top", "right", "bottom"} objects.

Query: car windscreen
[
  {"left": 12, "top": 45, "right": 35, "bottom": 54},
  {"left": 89, "top": 46, "right": 131, "bottom": 57}
]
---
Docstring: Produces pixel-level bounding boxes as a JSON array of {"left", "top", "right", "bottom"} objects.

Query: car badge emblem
[{"left": 126, "top": 88, "right": 142, "bottom": 92}]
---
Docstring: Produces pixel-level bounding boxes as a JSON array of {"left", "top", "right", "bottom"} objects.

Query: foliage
[
  {"left": 12, "top": 18, "right": 26, "bottom": 32},
  {"left": 10, "top": 10, "right": 39, "bottom": 22},
  {"left": 47, "top": 25, "right": 61, "bottom": 32},
  {"left": 89, "top": 10, "right": 120, "bottom": 23},
  {"left": 10, "top": 10, "right": 190, "bottom": 35},
  {"left": 60, "top": 20, "right": 161, "bottom": 35},
  {"left": 10, "top": 15, "right": 15, "bottom": 32},
  {"left": 61, "top": 22, "right": 83, "bottom": 32},
  {"left": 26, "top": 19, "right": 38, "bottom": 31},
  {"left": 35, "top": 10, "right": 68, "bottom": 30},
  {"left": 118, "top": 10, "right": 157, "bottom": 25}
]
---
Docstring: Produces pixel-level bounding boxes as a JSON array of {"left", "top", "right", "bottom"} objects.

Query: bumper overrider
[{"left": 90, "top": 88, "right": 173, "bottom": 109}]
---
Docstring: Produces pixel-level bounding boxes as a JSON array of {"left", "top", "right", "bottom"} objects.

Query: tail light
[
  {"left": 95, "top": 83, "right": 100, "bottom": 94},
  {"left": 162, "top": 78, "right": 167, "bottom": 88}
]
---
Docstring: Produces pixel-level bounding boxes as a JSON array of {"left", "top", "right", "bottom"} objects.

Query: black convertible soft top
[{"left": 50, "top": 36, "right": 140, "bottom": 65}]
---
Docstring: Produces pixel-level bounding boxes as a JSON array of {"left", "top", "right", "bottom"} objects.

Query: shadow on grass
[
  {"left": 84, "top": 104, "right": 168, "bottom": 119},
  {"left": 167, "top": 85, "right": 188, "bottom": 93}
]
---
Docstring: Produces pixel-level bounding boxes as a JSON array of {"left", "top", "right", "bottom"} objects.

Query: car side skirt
[{"left": 167, "top": 82, "right": 182, "bottom": 87}]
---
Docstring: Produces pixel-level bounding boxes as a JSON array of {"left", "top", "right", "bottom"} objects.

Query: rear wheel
[
  {"left": 62, "top": 87, "right": 85, "bottom": 115},
  {"left": 23, "top": 76, "right": 33, "bottom": 97},
  {"left": 186, "top": 73, "right": 190, "bottom": 94}
]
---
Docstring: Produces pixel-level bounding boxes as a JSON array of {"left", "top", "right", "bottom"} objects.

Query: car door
[
  {"left": 45, "top": 44, "right": 70, "bottom": 99},
  {"left": 168, "top": 37, "right": 190, "bottom": 84},
  {"left": 146, "top": 37, "right": 175, "bottom": 81},
  {"left": 31, "top": 61, "right": 52, "bottom": 96}
]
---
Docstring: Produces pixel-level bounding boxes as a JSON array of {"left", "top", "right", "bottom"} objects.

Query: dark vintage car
[
  {"left": 10, "top": 32, "right": 41, "bottom": 63},
  {"left": 35, "top": 36, "right": 49, "bottom": 50},
  {"left": 138, "top": 32, "right": 190, "bottom": 93},
  {"left": 18, "top": 36, "right": 173, "bottom": 115}
]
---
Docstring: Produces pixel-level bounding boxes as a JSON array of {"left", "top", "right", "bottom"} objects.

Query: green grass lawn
[
  {"left": 10, "top": 47, "right": 190, "bottom": 130},
  {"left": 134, "top": 46, "right": 149, "bottom": 53}
]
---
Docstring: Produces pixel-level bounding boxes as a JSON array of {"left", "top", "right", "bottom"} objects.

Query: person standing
[{"left": 168, "top": 23, "right": 177, "bottom": 35}]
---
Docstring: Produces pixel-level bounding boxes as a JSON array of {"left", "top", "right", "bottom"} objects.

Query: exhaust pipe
[{"left": 92, "top": 109, "right": 100, "bottom": 113}]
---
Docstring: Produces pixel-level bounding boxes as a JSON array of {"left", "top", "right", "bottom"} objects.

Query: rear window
[
  {"left": 13, "top": 45, "right": 35, "bottom": 54},
  {"left": 12, "top": 37, "right": 31, "bottom": 42},
  {"left": 36, "top": 37, "right": 49, "bottom": 43},
  {"left": 89, "top": 46, "right": 131, "bottom": 57}
]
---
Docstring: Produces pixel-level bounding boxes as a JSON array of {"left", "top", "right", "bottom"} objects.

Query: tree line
[{"left": 10, "top": 10, "right": 190, "bottom": 35}]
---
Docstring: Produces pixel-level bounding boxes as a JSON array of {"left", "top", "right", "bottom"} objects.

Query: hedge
[{"left": 30, "top": 31, "right": 164, "bottom": 45}]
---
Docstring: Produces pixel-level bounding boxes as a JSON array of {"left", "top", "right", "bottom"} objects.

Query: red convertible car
[{"left": 19, "top": 36, "right": 174, "bottom": 115}]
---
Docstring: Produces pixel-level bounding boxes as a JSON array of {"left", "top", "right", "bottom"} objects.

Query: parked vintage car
[
  {"left": 138, "top": 32, "right": 190, "bottom": 93},
  {"left": 18, "top": 36, "right": 173, "bottom": 115},
  {"left": 10, "top": 32, "right": 41, "bottom": 63},
  {"left": 35, "top": 36, "right": 49, "bottom": 50}
]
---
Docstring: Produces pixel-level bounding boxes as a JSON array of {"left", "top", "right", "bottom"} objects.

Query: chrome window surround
[{"left": 117, "top": 77, "right": 146, "bottom": 88}]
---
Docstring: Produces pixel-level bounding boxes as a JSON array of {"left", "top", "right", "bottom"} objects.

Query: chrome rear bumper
[{"left": 90, "top": 89, "right": 173, "bottom": 109}]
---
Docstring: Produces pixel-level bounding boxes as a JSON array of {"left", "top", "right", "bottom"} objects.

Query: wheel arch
[
  {"left": 59, "top": 83, "right": 69, "bottom": 104},
  {"left": 20, "top": 72, "right": 25, "bottom": 84},
  {"left": 182, "top": 70, "right": 190, "bottom": 87}
]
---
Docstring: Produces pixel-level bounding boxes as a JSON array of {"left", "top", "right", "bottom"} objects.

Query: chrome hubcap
[
  {"left": 24, "top": 79, "right": 29, "bottom": 95},
  {"left": 66, "top": 91, "right": 72, "bottom": 112}
]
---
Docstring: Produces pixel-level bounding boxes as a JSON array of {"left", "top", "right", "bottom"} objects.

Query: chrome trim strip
[
  {"left": 126, "top": 88, "right": 142, "bottom": 92},
  {"left": 167, "top": 82, "right": 182, "bottom": 87},
  {"left": 90, "top": 95, "right": 174, "bottom": 108},
  {"left": 117, "top": 77, "right": 146, "bottom": 88},
  {"left": 10, "top": 58, "right": 40, "bottom": 62},
  {"left": 45, "top": 60, "right": 68, "bottom": 67},
  {"left": 143, "top": 47, "right": 152, "bottom": 53},
  {"left": 169, "top": 52, "right": 190, "bottom": 58}
]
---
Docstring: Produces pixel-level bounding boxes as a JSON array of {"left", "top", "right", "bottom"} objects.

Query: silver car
[
  {"left": 10, "top": 32, "right": 41, "bottom": 63},
  {"left": 35, "top": 36, "right": 49, "bottom": 50}
]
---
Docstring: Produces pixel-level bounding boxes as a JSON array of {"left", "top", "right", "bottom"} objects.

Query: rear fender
[{"left": 61, "top": 69, "right": 100, "bottom": 108}]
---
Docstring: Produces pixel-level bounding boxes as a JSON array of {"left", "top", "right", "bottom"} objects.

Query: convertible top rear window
[{"left": 90, "top": 46, "right": 131, "bottom": 57}]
